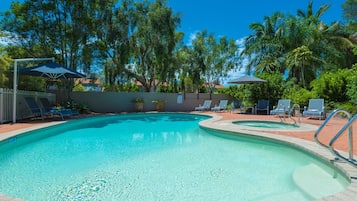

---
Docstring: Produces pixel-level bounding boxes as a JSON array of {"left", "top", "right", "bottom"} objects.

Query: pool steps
[
  {"left": 256, "top": 190, "right": 306, "bottom": 201},
  {"left": 0, "top": 193, "right": 24, "bottom": 201},
  {"left": 293, "top": 164, "right": 347, "bottom": 199}
]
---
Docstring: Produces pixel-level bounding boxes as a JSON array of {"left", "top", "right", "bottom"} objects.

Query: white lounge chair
[
  {"left": 211, "top": 100, "right": 228, "bottom": 112},
  {"left": 270, "top": 99, "right": 291, "bottom": 116},
  {"left": 194, "top": 100, "right": 212, "bottom": 111},
  {"left": 303, "top": 99, "right": 326, "bottom": 120}
]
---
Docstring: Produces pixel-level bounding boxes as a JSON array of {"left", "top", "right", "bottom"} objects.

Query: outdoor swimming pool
[{"left": 0, "top": 113, "right": 349, "bottom": 200}]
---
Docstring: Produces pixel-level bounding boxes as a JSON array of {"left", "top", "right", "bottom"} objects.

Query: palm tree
[
  {"left": 242, "top": 12, "right": 285, "bottom": 73},
  {"left": 242, "top": 1, "right": 354, "bottom": 89},
  {"left": 282, "top": 2, "right": 354, "bottom": 87},
  {"left": 296, "top": 1, "right": 331, "bottom": 24},
  {"left": 285, "top": 45, "right": 321, "bottom": 88}
]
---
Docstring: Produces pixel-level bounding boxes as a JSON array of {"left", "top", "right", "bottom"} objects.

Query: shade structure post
[{"left": 12, "top": 57, "right": 55, "bottom": 123}]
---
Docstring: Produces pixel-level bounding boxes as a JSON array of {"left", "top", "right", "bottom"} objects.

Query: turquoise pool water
[
  {"left": 234, "top": 120, "right": 298, "bottom": 128},
  {"left": 0, "top": 113, "right": 349, "bottom": 201}
]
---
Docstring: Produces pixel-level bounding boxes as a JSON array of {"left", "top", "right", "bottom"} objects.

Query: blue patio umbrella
[{"left": 19, "top": 62, "right": 86, "bottom": 79}]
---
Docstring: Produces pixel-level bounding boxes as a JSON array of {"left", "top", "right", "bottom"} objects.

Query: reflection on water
[{"left": 131, "top": 131, "right": 194, "bottom": 145}]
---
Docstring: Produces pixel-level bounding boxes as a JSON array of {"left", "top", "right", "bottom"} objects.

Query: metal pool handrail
[
  {"left": 329, "top": 114, "right": 357, "bottom": 166},
  {"left": 314, "top": 108, "right": 351, "bottom": 148},
  {"left": 313, "top": 108, "right": 355, "bottom": 165},
  {"left": 289, "top": 103, "right": 301, "bottom": 125},
  {"left": 277, "top": 103, "right": 301, "bottom": 125}
]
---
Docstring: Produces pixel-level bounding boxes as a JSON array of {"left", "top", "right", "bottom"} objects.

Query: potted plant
[
  {"left": 152, "top": 100, "right": 166, "bottom": 111},
  {"left": 132, "top": 97, "right": 145, "bottom": 112}
]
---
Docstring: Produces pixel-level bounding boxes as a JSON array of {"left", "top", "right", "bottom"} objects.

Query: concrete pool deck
[{"left": 0, "top": 112, "right": 357, "bottom": 201}]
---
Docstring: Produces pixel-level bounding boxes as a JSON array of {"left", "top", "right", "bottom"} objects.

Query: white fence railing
[
  {"left": 0, "top": 88, "right": 13, "bottom": 123},
  {"left": 0, "top": 88, "right": 56, "bottom": 123}
]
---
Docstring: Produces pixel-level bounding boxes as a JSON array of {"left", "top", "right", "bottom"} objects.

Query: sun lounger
[
  {"left": 24, "top": 97, "right": 52, "bottom": 120},
  {"left": 303, "top": 99, "right": 326, "bottom": 120},
  {"left": 270, "top": 99, "right": 291, "bottom": 116},
  {"left": 39, "top": 97, "right": 78, "bottom": 119},
  {"left": 211, "top": 100, "right": 228, "bottom": 112},
  {"left": 230, "top": 100, "right": 242, "bottom": 113},
  {"left": 194, "top": 100, "right": 212, "bottom": 111}
]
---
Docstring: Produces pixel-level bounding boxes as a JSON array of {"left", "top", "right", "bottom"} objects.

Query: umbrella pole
[
  {"left": 12, "top": 60, "right": 18, "bottom": 123},
  {"left": 12, "top": 57, "right": 54, "bottom": 123}
]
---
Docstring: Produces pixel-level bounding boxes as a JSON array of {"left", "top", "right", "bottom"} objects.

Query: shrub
[
  {"left": 73, "top": 83, "right": 86, "bottom": 92},
  {"left": 285, "top": 87, "right": 314, "bottom": 108},
  {"left": 310, "top": 69, "right": 350, "bottom": 102},
  {"left": 337, "top": 102, "right": 357, "bottom": 115},
  {"left": 346, "top": 66, "right": 357, "bottom": 104},
  {"left": 249, "top": 72, "right": 285, "bottom": 106}
]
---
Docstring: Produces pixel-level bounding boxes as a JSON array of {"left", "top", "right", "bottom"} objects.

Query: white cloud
[{"left": 185, "top": 31, "right": 199, "bottom": 47}]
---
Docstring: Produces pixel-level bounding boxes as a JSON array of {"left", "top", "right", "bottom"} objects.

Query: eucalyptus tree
[
  {"left": 0, "top": 0, "right": 101, "bottom": 73},
  {"left": 0, "top": 53, "right": 12, "bottom": 88},
  {"left": 0, "top": 33, "right": 10, "bottom": 87},
  {"left": 94, "top": 0, "right": 134, "bottom": 90},
  {"left": 174, "top": 44, "right": 194, "bottom": 92},
  {"left": 188, "top": 30, "right": 240, "bottom": 94},
  {"left": 127, "top": 0, "right": 181, "bottom": 92}
]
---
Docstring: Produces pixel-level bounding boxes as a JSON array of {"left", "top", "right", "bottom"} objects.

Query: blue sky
[
  {"left": 1, "top": 0, "right": 346, "bottom": 41},
  {"left": 168, "top": 0, "right": 346, "bottom": 41}
]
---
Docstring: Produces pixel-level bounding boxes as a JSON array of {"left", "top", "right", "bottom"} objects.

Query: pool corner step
[
  {"left": 0, "top": 193, "right": 25, "bottom": 201},
  {"left": 256, "top": 190, "right": 308, "bottom": 201},
  {"left": 292, "top": 163, "right": 346, "bottom": 199}
]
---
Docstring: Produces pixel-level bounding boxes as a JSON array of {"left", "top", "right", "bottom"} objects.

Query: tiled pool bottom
[
  {"left": 199, "top": 115, "right": 357, "bottom": 201},
  {"left": 0, "top": 114, "right": 355, "bottom": 200}
]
